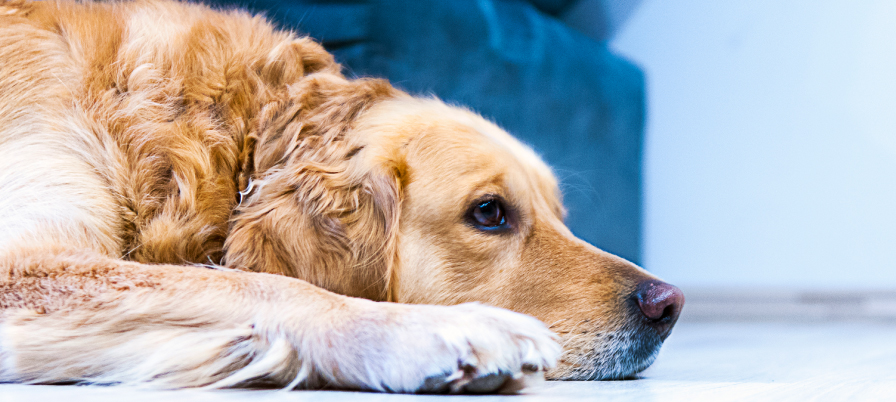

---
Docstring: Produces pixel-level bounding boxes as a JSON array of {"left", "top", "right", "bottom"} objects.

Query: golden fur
[{"left": 0, "top": 0, "right": 680, "bottom": 392}]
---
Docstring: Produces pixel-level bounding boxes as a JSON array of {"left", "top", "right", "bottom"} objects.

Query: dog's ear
[
  {"left": 237, "top": 38, "right": 340, "bottom": 190},
  {"left": 226, "top": 74, "right": 404, "bottom": 301},
  {"left": 237, "top": 72, "right": 390, "bottom": 189}
]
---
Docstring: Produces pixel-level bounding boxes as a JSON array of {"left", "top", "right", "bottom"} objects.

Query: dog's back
[{"left": 0, "top": 0, "right": 336, "bottom": 262}]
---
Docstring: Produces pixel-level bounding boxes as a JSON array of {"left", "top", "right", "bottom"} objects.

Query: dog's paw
[{"left": 331, "top": 301, "right": 560, "bottom": 394}]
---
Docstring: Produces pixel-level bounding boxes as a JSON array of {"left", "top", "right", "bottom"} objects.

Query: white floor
[{"left": 2, "top": 321, "right": 895, "bottom": 401}]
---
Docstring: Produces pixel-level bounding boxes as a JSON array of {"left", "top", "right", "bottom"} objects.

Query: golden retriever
[{"left": 0, "top": 0, "right": 684, "bottom": 393}]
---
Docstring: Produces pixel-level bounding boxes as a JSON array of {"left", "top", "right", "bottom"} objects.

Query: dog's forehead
[
  {"left": 356, "top": 98, "right": 563, "bottom": 212},
  {"left": 361, "top": 98, "right": 557, "bottom": 181}
]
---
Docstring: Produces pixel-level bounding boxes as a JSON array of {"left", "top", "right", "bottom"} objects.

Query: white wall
[{"left": 610, "top": 0, "right": 896, "bottom": 289}]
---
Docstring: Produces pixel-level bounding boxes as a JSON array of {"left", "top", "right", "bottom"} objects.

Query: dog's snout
[{"left": 632, "top": 280, "right": 684, "bottom": 338}]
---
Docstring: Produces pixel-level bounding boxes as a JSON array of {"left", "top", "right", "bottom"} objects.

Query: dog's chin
[{"left": 547, "top": 327, "right": 664, "bottom": 381}]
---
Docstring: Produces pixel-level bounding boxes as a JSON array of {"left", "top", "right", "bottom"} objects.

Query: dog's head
[{"left": 225, "top": 73, "right": 684, "bottom": 380}]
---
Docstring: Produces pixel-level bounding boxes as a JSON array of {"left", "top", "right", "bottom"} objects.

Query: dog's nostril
[
  {"left": 661, "top": 304, "right": 676, "bottom": 321},
  {"left": 632, "top": 280, "right": 684, "bottom": 337}
]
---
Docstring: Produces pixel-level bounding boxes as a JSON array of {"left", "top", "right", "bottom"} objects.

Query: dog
[{"left": 0, "top": 0, "right": 684, "bottom": 393}]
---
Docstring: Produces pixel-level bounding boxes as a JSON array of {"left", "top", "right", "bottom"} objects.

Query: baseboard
[{"left": 678, "top": 287, "right": 896, "bottom": 322}]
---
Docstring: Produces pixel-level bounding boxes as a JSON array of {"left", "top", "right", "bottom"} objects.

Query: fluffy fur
[{"left": 0, "top": 0, "right": 675, "bottom": 392}]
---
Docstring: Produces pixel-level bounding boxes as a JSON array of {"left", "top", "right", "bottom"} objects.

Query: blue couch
[{"left": 205, "top": 0, "right": 645, "bottom": 264}]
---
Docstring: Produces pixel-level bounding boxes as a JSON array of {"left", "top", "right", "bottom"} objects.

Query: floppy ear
[
  {"left": 236, "top": 71, "right": 385, "bottom": 191},
  {"left": 225, "top": 74, "right": 404, "bottom": 301}
]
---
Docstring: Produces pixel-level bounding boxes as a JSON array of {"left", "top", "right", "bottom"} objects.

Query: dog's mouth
[
  {"left": 543, "top": 280, "right": 684, "bottom": 380},
  {"left": 546, "top": 323, "right": 667, "bottom": 381}
]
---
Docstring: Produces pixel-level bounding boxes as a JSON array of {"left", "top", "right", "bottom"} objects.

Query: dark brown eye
[{"left": 469, "top": 199, "right": 507, "bottom": 230}]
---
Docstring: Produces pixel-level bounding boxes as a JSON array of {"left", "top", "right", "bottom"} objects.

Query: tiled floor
[{"left": 2, "top": 321, "right": 895, "bottom": 401}]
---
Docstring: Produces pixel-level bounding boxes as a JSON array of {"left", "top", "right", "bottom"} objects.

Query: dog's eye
[{"left": 469, "top": 199, "right": 507, "bottom": 230}]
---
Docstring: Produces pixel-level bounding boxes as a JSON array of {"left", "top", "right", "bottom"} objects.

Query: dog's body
[{"left": 0, "top": 0, "right": 683, "bottom": 393}]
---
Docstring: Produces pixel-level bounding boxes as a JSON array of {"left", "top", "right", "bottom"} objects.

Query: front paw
[{"left": 331, "top": 301, "right": 560, "bottom": 393}]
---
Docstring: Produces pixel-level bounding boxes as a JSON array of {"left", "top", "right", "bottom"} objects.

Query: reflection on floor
[{"left": 2, "top": 321, "right": 895, "bottom": 401}]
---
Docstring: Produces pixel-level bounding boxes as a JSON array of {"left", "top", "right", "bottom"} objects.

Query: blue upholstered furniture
[{"left": 206, "top": 0, "right": 646, "bottom": 263}]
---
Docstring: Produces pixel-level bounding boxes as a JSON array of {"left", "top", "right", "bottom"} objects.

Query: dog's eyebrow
[{"left": 463, "top": 175, "right": 508, "bottom": 202}]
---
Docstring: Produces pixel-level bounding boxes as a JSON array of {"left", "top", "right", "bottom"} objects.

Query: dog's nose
[{"left": 632, "top": 280, "right": 684, "bottom": 339}]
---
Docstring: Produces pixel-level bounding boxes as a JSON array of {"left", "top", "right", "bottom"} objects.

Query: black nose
[{"left": 632, "top": 280, "right": 684, "bottom": 339}]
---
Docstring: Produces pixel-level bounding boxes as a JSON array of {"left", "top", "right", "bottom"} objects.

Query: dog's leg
[{"left": 0, "top": 248, "right": 558, "bottom": 393}]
